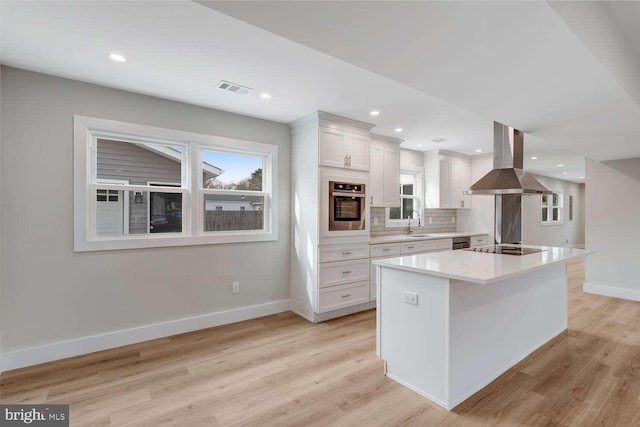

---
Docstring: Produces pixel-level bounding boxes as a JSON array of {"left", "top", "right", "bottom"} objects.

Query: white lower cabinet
[
  {"left": 471, "top": 235, "right": 489, "bottom": 247},
  {"left": 317, "top": 243, "right": 370, "bottom": 314},
  {"left": 318, "top": 281, "right": 370, "bottom": 313}
]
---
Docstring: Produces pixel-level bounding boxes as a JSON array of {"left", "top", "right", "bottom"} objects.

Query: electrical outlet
[
  {"left": 232, "top": 281, "right": 240, "bottom": 294},
  {"left": 428, "top": 216, "right": 433, "bottom": 224},
  {"left": 373, "top": 217, "right": 379, "bottom": 226},
  {"left": 402, "top": 291, "right": 418, "bottom": 305},
  {"left": 451, "top": 216, "right": 456, "bottom": 224}
]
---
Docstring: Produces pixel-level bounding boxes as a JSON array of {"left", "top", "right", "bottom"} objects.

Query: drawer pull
[
  {"left": 341, "top": 294, "right": 352, "bottom": 298},
  {"left": 342, "top": 252, "right": 352, "bottom": 255},
  {"left": 382, "top": 248, "right": 391, "bottom": 252},
  {"left": 407, "top": 246, "right": 415, "bottom": 249},
  {"left": 342, "top": 270, "right": 352, "bottom": 274}
]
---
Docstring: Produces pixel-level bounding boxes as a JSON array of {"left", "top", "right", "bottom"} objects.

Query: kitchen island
[{"left": 374, "top": 245, "right": 589, "bottom": 410}]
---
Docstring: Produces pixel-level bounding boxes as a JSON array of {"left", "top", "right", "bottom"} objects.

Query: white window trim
[
  {"left": 541, "top": 191, "right": 563, "bottom": 227},
  {"left": 385, "top": 168, "right": 423, "bottom": 228},
  {"left": 74, "top": 115, "right": 278, "bottom": 252}
]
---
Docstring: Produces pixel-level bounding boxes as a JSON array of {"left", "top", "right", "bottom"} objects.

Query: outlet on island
[{"left": 232, "top": 281, "right": 240, "bottom": 294}]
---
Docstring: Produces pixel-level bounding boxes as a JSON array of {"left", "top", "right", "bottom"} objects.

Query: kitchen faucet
[{"left": 406, "top": 209, "right": 421, "bottom": 234}]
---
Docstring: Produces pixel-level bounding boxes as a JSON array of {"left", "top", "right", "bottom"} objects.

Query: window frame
[
  {"left": 541, "top": 191, "right": 563, "bottom": 226},
  {"left": 74, "top": 115, "right": 278, "bottom": 252},
  {"left": 385, "top": 169, "right": 423, "bottom": 228}
]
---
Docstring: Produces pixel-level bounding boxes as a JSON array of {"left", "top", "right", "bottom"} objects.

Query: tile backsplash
[{"left": 370, "top": 207, "right": 457, "bottom": 236}]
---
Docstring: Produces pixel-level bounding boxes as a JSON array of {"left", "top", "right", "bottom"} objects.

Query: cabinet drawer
[
  {"left": 319, "top": 259, "right": 370, "bottom": 288},
  {"left": 370, "top": 243, "right": 401, "bottom": 258},
  {"left": 319, "top": 243, "right": 370, "bottom": 263},
  {"left": 318, "top": 281, "right": 370, "bottom": 313},
  {"left": 400, "top": 238, "right": 452, "bottom": 254},
  {"left": 471, "top": 235, "right": 488, "bottom": 247}
]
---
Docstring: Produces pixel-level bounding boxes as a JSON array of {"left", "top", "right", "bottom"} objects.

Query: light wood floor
[{"left": 2, "top": 260, "right": 640, "bottom": 426}]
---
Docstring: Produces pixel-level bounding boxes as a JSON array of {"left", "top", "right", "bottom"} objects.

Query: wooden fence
[{"left": 204, "top": 211, "right": 263, "bottom": 231}]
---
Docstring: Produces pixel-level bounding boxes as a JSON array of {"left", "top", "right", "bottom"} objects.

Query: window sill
[{"left": 75, "top": 231, "right": 277, "bottom": 252}]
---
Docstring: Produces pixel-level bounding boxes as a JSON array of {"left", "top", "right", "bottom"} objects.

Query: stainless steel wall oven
[{"left": 328, "top": 181, "right": 366, "bottom": 231}]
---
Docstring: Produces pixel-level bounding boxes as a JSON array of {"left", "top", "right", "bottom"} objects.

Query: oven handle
[{"left": 331, "top": 192, "right": 366, "bottom": 198}]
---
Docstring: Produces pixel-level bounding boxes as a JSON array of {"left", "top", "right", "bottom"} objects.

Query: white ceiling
[{"left": 2, "top": 1, "right": 640, "bottom": 183}]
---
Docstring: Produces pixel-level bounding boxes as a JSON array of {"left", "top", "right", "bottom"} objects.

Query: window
[
  {"left": 386, "top": 171, "right": 422, "bottom": 227},
  {"left": 541, "top": 192, "right": 563, "bottom": 225},
  {"left": 74, "top": 115, "right": 278, "bottom": 251}
]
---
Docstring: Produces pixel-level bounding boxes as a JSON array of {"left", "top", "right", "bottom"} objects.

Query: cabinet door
[
  {"left": 346, "top": 133, "right": 370, "bottom": 171},
  {"left": 319, "top": 127, "right": 347, "bottom": 168},
  {"left": 383, "top": 146, "right": 400, "bottom": 206},
  {"left": 369, "top": 142, "right": 384, "bottom": 206},
  {"left": 439, "top": 159, "right": 451, "bottom": 208},
  {"left": 451, "top": 160, "right": 472, "bottom": 209}
]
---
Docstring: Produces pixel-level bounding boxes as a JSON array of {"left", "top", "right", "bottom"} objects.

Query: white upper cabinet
[
  {"left": 369, "top": 135, "right": 401, "bottom": 207},
  {"left": 425, "top": 150, "right": 472, "bottom": 209},
  {"left": 319, "top": 126, "right": 370, "bottom": 171}
]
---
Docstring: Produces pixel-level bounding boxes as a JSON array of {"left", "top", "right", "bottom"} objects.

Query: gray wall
[
  {"left": 0, "top": 67, "right": 291, "bottom": 353},
  {"left": 585, "top": 157, "right": 640, "bottom": 297}
]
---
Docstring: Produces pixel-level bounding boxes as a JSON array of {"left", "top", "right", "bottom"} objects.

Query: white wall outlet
[
  {"left": 402, "top": 291, "right": 418, "bottom": 305},
  {"left": 373, "top": 217, "right": 379, "bottom": 226},
  {"left": 451, "top": 216, "right": 456, "bottom": 224},
  {"left": 232, "top": 281, "right": 240, "bottom": 294},
  {"left": 428, "top": 216, "right": 433, "bottom": 224}
]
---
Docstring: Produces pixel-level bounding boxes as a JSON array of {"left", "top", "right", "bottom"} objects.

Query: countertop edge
[
  {"left": 373, "top": 248, "right": 593, "bottom": 284},
  {"left": 370, "top": 232, "right": 489, "bottom": 245}
]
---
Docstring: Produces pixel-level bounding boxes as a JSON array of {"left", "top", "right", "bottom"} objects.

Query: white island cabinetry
[{"left": 375, "top": 246, "right": 590, "bottom": 410}]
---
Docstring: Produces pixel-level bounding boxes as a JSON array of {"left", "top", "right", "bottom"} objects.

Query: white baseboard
[
  {"left": 583, "top": 282, "right": 640, "bottom": 302},
  {"left": 0, "top": 299, "right": 290, "bottom": 372}
]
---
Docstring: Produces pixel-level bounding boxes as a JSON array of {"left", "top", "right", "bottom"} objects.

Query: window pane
[
  {"left": 389, "top": 207, "right": 401, "bottom": 220},
  {"left": 96, "top": 139, "right": 184, "bottom": 186},
  {"left": 552, "top": 193, "right": 558, "bottom": 207},
  {"left": 400, "top": 174, "right": 414, "bottom": 196},
  {"left": 402, "top": 198, "right": 414, "bottom": 219},
  {"left": 202, "top": 150, "right": 263, "bottom": 191},
  {"left": 204, "top": 194, "right": 264, "bottom": 231},
  {"left": 541, "top": 195, "right": 548, "bottom": 207},
  {"left": 149, "top": 192, "right": 183, "bottom": 233},
  {"left": 542, "top": 207, "right": 548, "bottom": 222},
  {"left": 553, "top": 208, "right": 559, "bottom": 221}
]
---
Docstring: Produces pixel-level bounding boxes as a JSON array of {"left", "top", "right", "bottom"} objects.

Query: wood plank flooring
[{"left": 2, "top": 260, "right": 640, "bottom": 426}]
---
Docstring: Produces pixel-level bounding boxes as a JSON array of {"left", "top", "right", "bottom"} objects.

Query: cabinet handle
[
  {"left": 371, "top": 196, "right": 373, "bottom": 205},
  {"left": 382, "top": 248, "right": 391, "bottom": 252},
  {"left": 342, "top": 270, "right": 352, "bottom": 274},
  {"left": 342, "top": 252, "right": 352, "bottom": 255},
  {"left": 461, "top": 200, "right": 464, "bottom": 208},
  {"left": 407, "top": 246, "right": 415, "bottom": 249},
  {"left": 348, "top": 154, "right": 352, "bottom": 167},
  {"left": 341, "top": 294, "right": 352, "bottom": 298}
]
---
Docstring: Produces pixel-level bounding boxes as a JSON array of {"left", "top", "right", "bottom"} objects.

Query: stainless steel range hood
[{"left": 465, "top": 122, "right": 552, "bottom": 195}]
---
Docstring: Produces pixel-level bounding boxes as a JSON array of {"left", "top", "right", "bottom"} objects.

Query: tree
[{"left": 235, "top": 168, "right": 262, "bottom": 191}]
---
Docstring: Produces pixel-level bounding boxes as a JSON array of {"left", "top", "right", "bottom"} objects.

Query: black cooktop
[{"left": 464, "top": 246, "right": 545, "bottom": 256}]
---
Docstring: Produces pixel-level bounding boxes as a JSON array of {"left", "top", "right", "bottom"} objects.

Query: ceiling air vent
[
  {"left": 431, "top": 137, "right": 448, "bottom": 143},
  {"left": 217, "top": 80, "right": 253, "bottom": 95}
]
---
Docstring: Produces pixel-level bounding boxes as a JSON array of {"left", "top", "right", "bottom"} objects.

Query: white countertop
[
  {"left": 373, "top": 245, "right": 591, "bottom": 285},
  {"left": 370, "top": 232, "right": 489, "bottom": 245}
]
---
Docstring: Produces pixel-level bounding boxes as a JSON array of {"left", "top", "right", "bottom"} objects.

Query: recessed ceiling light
[
  {"left": 530, "top": 156, "right": 537, "bottom": 160},
  {"left": 109, "top": 53, "right": 126, "bottom": 62},
  {"left": 417, "top": 144, "right": 423, "bottom": 147},
  {"left": 557, "top": 164, "right": 564, "bottom": 167},
  {"left": 394, "top": 127, "right": 403, "bottom": 133},
  {"left": 579, "top": 176, "right": 584, "bottom": 179},
  {"left": 431, "top": 137, "right": 448, "bottom": 143},
  {"left": 562, "top": 172, "right": 568, "bottom": 175},
  {"left": 370, "top": 110, "right": 380, "bottom": 116},
  {"left": 475, "top": 149, "right": 483, "bottom": 153},
  {"left": 260, "top": 93, "right": 272, "bottom": 99}
]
